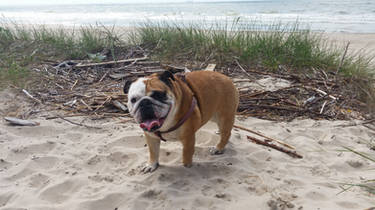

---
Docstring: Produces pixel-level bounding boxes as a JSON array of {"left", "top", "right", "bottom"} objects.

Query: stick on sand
[
  {"left": 247, "top": 135, "right": 303, "bottom": 159},
  {"left": 234, "top": 124, "right": 295, "bottom": 150},
  {"left": 56, "top": 115, "right": 101, "bottom": 129}
]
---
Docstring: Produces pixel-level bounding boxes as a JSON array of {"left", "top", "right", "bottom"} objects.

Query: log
[{"left": 4, "top": 117, "right": 40, "bottom": 126}]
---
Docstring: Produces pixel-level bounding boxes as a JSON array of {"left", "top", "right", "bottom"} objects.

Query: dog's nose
[{"left": 139, "top": 98, "right": 152, "bottom": 107}]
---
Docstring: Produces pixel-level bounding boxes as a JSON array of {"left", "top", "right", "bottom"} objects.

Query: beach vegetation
[{"left": 0, "top": 20, "right": 374, "bottom": 111}]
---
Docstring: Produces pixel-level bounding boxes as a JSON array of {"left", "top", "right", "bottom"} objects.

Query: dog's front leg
[
  {"left": 181, "top": 134, "right": 196, "bottom": 168},
  {"left": 142, "top": 135, "right": 160, "bottom": 173}
]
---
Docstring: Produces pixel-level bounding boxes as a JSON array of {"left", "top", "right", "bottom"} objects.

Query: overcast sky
[{"left": 0, "top": 0, "right": 244, "bottom": 6}]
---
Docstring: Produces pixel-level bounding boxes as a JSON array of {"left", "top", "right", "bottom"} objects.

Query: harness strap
[{"left": 154, "top": 96, "right": 197, "bottom": 141}]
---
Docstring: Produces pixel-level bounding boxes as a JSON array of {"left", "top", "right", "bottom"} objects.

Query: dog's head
[{"left": 124, "top": 71, "right": 177, "bottom": 132}]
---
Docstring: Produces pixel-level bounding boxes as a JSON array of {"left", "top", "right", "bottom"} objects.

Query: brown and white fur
[{"left": 124, "top": 70, "right": 239, "bottom": 173}]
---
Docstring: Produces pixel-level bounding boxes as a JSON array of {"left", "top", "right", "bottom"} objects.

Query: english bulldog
[{"left": 123, "top": 70, "right": 239, "bottom": 173}]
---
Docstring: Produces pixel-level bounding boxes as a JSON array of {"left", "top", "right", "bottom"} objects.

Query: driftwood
[
  {"left": 56, "top": 115, "right": 101, "bottom": 129},
  {"left": 22, "top": 89, "right": 42, "bottom": 104},
  {"left": 204, "top": 64, "right": 216, "bottom": 71},
  {"left": 247, "top": 135, "right": 303, "bottom": 159},
  {"left": 4, "top": 117, "right": 40, "bottom": 126},
  {"left": 75, "top": 56, "right": 148, "bottom": 68},
  {"left": 112, "top": 100, "right": 128, "bottom": 112},
  {"left": 23, "top": 45, "right": 369, "bottom": 121},
  {"left": 233, "top": 124, "right": 295, "bottom": 150}
]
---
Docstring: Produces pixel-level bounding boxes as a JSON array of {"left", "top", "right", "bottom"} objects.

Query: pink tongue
[{"left": 140, "top": 119, "right": 161, "bottom": 131}]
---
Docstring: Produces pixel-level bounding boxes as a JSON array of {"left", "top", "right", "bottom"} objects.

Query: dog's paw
[
  {"left": 183, "top": 163, "right": 193, "bottom": 168},
  {"left": 209, "top": 147, "right": 224, "bottom": 155},
  {"left": 141, "top": 162, "right": 159, "bottom": 173}
]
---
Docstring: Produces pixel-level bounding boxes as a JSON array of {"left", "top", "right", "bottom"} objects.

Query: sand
[
  {"left": 1, "top": 85, "right": 375, "bottom": 210},
  {"left": 0, "top": 32, "right": 375, "bottom": 210}
]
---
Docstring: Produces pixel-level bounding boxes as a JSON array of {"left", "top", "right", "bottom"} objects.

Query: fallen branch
[
  {"left": 234, "top": 124, "right": 295, "bottom": 150},
  {"left": 320, "top": 100, "right": 327, "bottom": 114},
  {"left": 56, "top": 115, "right": 101, "bottom": 129},
  {"left": 112, "top": 100, "right": 128, "bottom": 112},
  {"left": 247, "top": 135, "right": 303, "bottom": 159},
  {"left": 75, "top": 56, "right": 148, "bottom": 68},
  {"left": 22, "top": 89, "right": 42, "bottom": 104},
  {"left": 234, "top": 60, "right": 265, "bottom": 87},
  {"left": 4, "top": 117, "right": 40, "bottom": 126}
]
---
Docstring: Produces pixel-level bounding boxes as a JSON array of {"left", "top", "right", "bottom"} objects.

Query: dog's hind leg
[{"left": 210, "top": 113, "right": 235, "bottom": 155}]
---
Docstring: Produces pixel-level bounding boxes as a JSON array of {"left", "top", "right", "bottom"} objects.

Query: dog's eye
[
  {"left": 150, "top": 91, "right": 167, "bottom": 101},
  {"left": 130, "top": 97, "right": 137, "bottom": 103}
]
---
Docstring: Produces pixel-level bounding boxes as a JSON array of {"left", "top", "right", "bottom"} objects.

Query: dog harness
[{"left": 154, "top": 74, "right": 197, "bottom": 141}]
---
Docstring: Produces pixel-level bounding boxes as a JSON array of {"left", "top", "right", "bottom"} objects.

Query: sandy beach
[
  {"left": 0, "top": 31, "right": 375, "bottom": 210},
  {"left": 325, "top": 33, "right": 375, "bottom": 59}
]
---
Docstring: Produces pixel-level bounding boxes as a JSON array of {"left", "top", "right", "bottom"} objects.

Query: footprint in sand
[
  {"left": 107, "top": 135, "right": 146, "bottom": 149},
  {"left": 6, "top": 141, "right": 57, "bottom": 162},
  {"left": 77, "top": 193, "right": 126, "bottom": 210},
  {"left": 0, "top": 192, "right": 15, "bottom": 207},
  {"left": 28, "top": 173, "right": 50, "bottom": 188},
  {"left": 39, "top": 179, "right": 86, "bottom": 203}
]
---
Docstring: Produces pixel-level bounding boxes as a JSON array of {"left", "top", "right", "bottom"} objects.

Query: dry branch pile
[
  {"left": 233, "top": 67, "right": 368, "bottom": 121},
  {"left": 22, "top": 49, "right": 369, "bottom": 121}
]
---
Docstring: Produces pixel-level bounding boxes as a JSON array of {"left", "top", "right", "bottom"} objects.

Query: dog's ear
[
  {"left": 159, "top": 70, "right": 175, "bottom": 87},
  {"left": 123, "top": 78, "right": 135, "bottom": 94}
]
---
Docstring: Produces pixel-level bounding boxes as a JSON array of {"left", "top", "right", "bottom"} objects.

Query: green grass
[
  {"left": 0, "top": 22, "right": 123, "bottom": 88},
  {"left": 134, "top": 20, "right": 373, "bottom": 74},
  {"left": 337, "top": 146, "right": 375, "bottom": 195},
  {"left": 132, "top": 20, "right": 375, "bottom": 110},
  {"left": 0, "top": 19, "right": 374, "bottom": 110}
]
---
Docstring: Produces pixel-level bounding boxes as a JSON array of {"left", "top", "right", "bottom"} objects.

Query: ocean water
[{"left": 1, "top": 0, "right": 375, "bottom": 33}]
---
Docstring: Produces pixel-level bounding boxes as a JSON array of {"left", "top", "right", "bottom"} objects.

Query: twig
[
  {"left": 116, "top": 59, "right": 138, "bottom": 70},
  {"left": 75, "top": 56, "right": 148, "bottom": 68},
  {"left": 99, "top": 70, "right": 110, "bottom": 82},
  {"left": 304, "top": 86, "right": 338, "bottom": 100},
  {"left": 80, "top": 99, "right": 93, "bottom": 111},
  {"left": 247, "top": 135, "right": 303, "bottom": 159},
  {"left": 234, "top": 124, "right": 295, "bottom": 150},
  {"left": 71, "top": 80, "right": 78, "bottom": 90},
  {"left": 320, "top": 101, "right": 327, "bottom": 114},
  {"left": 22, "top": 89, "right": 42, "bottom": 104},
  {"left": 336, "top": 42, "right": 350, "bottom": 74},
  {"left": 56, "top": 115, "right": 101, "bottom": 129},
  {"left": 234, "top": 60, "right": 263, "bottom": 86},
  {"left": 94, "top": 97, "right": 111, "bottom": 112}
]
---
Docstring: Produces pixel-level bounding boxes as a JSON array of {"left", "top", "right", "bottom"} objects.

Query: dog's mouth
[
  {"left": 140, "top": 117, "right": 166, "bottom": 132},
  {"left": 139, "top": 105, "right": 171, "bottom": 132}
]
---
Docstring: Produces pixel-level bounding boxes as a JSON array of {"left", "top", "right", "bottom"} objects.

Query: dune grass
[
  {"left": 0, "top": 20, "right": 374, "bottom": 110},
  {"left": 133, "top": 20, "right": 375, "bottom": 111},
  {"left": 0, "top": 22, "right": 122, "bottom": 88},
  {"left": 338, "top": 146, "right": 375, "bottom": 195},
  {"left": 134, "top": 21, "right": 374, "bottom": 75}
]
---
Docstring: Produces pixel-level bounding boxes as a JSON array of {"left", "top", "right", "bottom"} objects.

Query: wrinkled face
[{"left": 125, "top": 73, "right": 175, "bottom": 132}]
